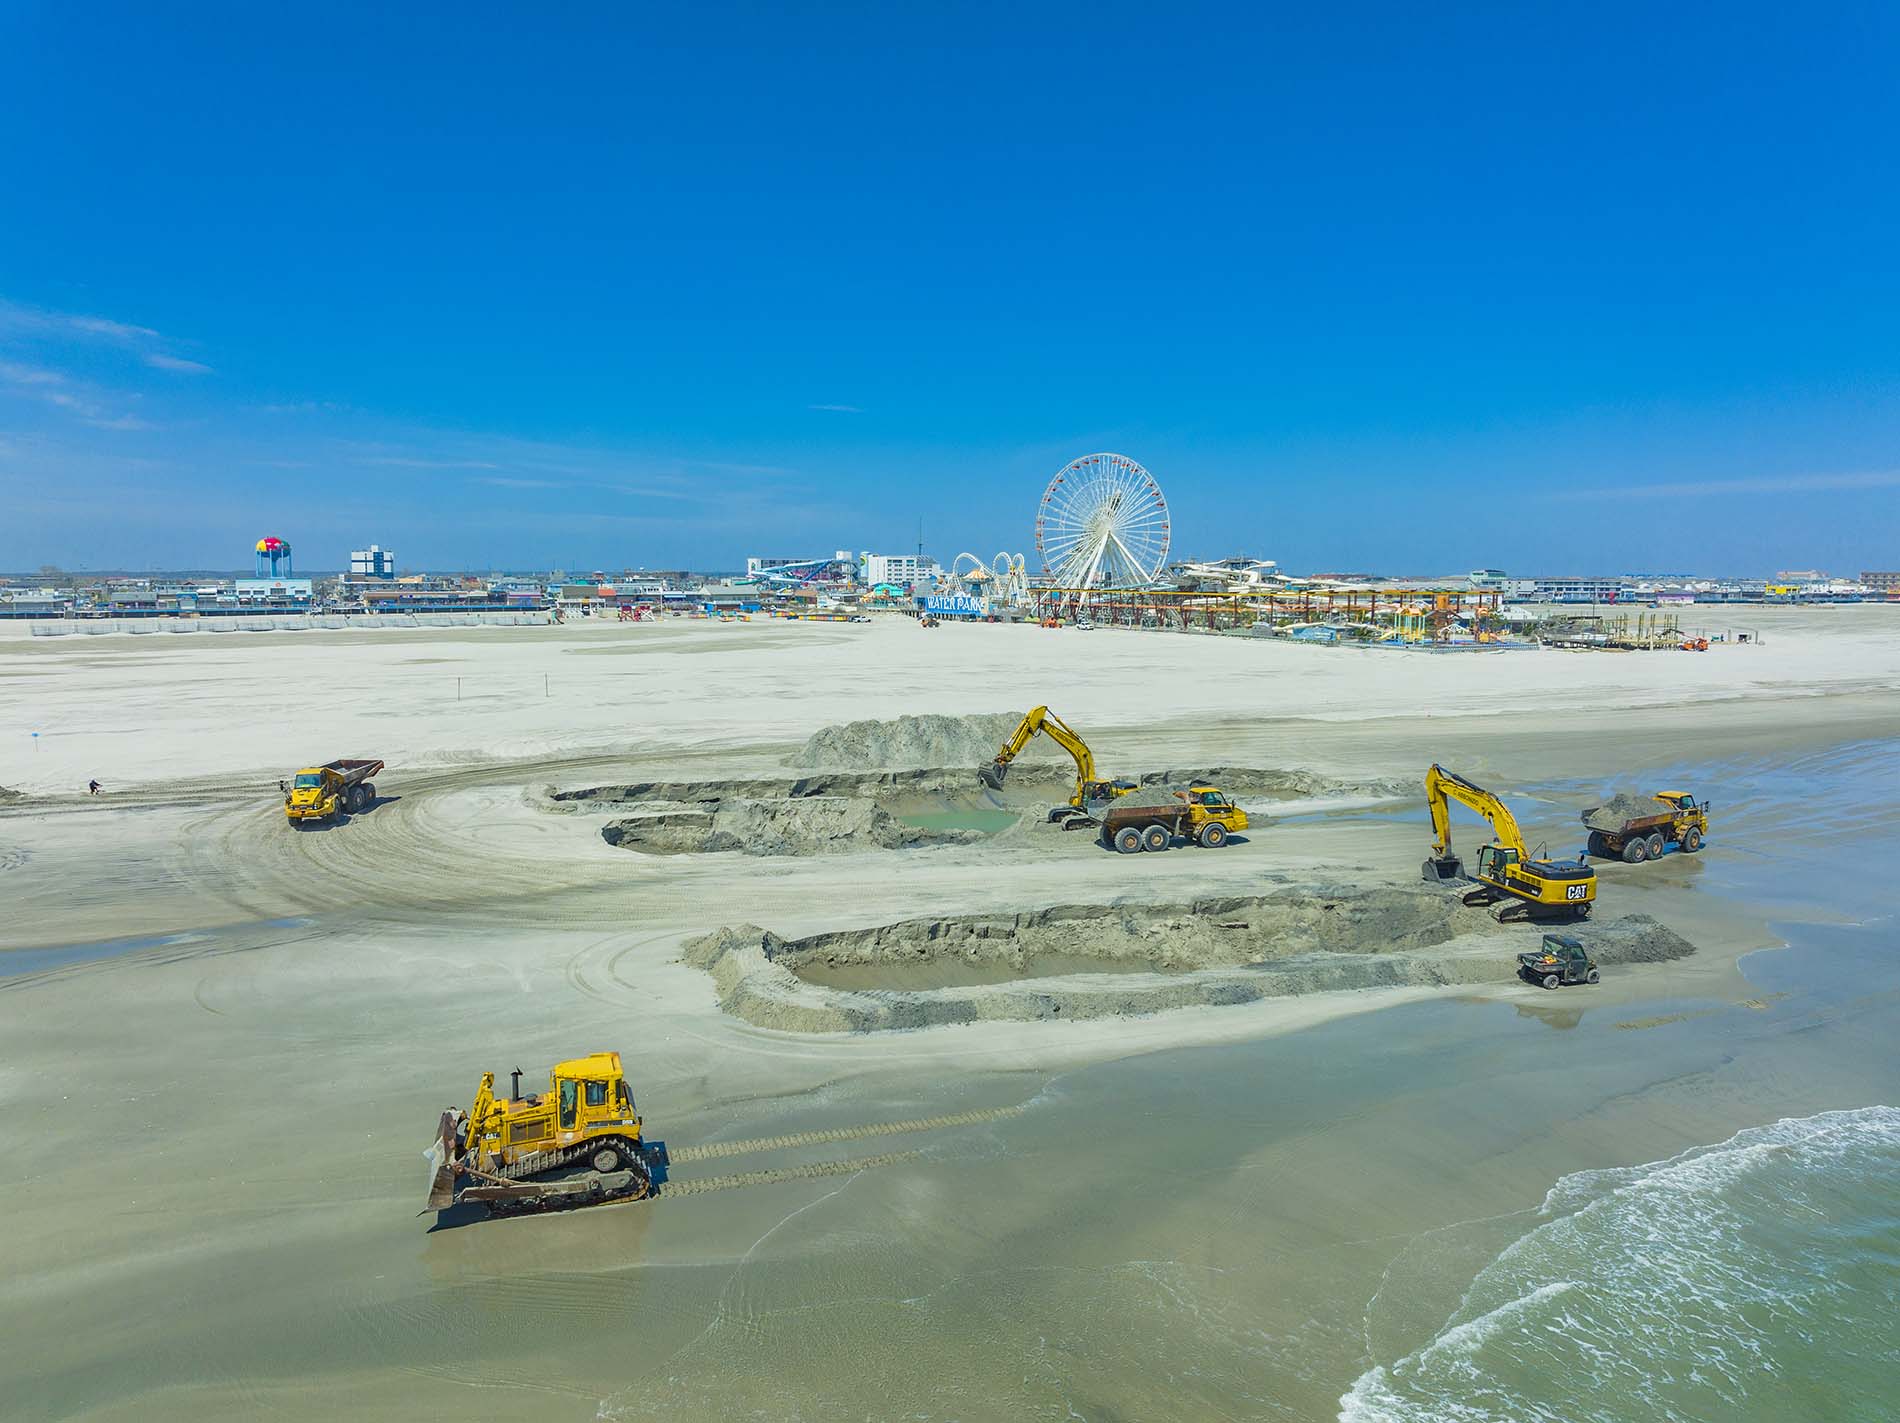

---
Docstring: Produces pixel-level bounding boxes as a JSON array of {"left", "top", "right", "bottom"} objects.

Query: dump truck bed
[
  {"left": 1098, "top": 797, "right": 1192, "bottom": 831},
  {"left": 1581, "top": 793, "right": 1674, "bottom": 835},
  {"left": 320, "top": 758, "right": 384, "bottom": 785}
]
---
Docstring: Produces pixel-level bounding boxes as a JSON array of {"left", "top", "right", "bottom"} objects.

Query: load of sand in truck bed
[{"left": 1582, "top": 791, "right": 1670, "bottom": 833}]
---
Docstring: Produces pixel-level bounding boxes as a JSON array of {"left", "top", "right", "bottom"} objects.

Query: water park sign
[{"left": 922, "top": 594, "right": 985, "bottom": 618}]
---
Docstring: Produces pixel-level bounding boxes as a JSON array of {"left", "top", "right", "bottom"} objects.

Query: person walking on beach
[{"left": 87, "top": 779, "right": 101, "bottom": 795}]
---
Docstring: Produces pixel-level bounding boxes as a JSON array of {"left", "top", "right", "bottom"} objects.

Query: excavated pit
[
  {"left": 599, "top": 798, "right": 981, "bottom": 858},
  {"left": 561, "top": 765, "right": 1411, "bottom": 857},
  {"left": 560, "top": 714, "right": 1411, "bottom": 858},
  {"left": 681, "top": 889, "right": 1699, "bottom": 1032}
]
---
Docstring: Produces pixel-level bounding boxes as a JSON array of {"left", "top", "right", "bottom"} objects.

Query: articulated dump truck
[
  {"left": 427, "top": 1052, "right": 668, "bottom": 1220},
  {"left": 282, "top": 758, "right": 382, "bottom": 825}
]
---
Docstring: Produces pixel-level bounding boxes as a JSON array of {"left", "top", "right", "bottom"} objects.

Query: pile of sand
[
  {"left": 0, "top": 785, "right": 21, "bottom": 803},
  {"left": 681, "top": 893, "right": 1700, "bottom": 1032},
  {"left": 555, "top": 764, "right": 1411, "bottom": 811},
  {"left": 789, "top": 712, "right": 1062, "bottom": 770},
  {"left": 601, "top": 798, "right": 981, "bottom": 857},
  {"left": 1582, "top": 792, "right": 1669, "bottom": 832}
]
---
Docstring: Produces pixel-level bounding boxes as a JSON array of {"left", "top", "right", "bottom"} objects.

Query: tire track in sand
[
  {"left": 665, "top": 1103, "right": 1027, "bottom": 1163},
  {"left": 661, "top": 1149, "right": 924, "bottom": 1197}
]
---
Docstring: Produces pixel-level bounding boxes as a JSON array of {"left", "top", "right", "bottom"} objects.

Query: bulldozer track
[
  {"left": 661, "top": 1149, "right": 923, "bottom": 1197},
  {"left": 666, "top": 1104, "right": 1027, "bottom": 1163}
]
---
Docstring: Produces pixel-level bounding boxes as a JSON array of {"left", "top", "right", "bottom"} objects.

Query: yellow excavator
[
  {"left": 979, "top": 706, "right": 1138, "bottom": 826},
  {"left": 1422, "top": 764, "right": 1596, "bottom": 921}
]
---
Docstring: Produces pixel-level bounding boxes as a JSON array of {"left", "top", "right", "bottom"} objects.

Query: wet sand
[{"left": 2, "top": 607, "right": 1898, "bottom": 1420}]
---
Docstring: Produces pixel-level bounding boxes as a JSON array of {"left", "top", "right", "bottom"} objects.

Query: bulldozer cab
[{"left": 548, "top": 1054, "right": 639, "bottom": 1140}]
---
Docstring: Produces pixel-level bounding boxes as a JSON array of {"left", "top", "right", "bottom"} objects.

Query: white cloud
[
  {"left": 358, "top": 455, "right": 501, "bottom": 469},
  {"left": 145, "top": 352, "right": 213, "bottom": 374},
  {"left": 1547, "top": 469, "right": 1900, "bottom": 500},
  {"left": 66, "top": 314, "right": 160, "bottom": 341},
  {"left": 808, "top": 403, "right": 862, "bottom": 413}
]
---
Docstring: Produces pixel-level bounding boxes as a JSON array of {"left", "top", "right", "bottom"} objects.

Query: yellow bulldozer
[
  {"left": 979, "top": 706, "right": 1137, "bottom": 827},
  {"left": 1422, "top": 764, "right": 1596, "bottom": 921},
  {"left": 426, "top": 1051, "right": 665, "bottom": 1219}
]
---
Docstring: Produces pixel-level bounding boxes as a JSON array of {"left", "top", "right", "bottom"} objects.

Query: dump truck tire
[
  {"left": 1586, "top": 968, "right": 1601, "bottom": 984},
  {"left": 1199, "top": 822, "right": 1228, "bottom": 848},
  {"left": 1646, "top": 832, "right": 1666, "bottom": 859},
  {"left": 361, "top": 782, "right": 375, "bottom": 805},
  {"left": 1682, "top": 827, "right": 1701, "bottom": 852},
  {"left": 1114, "top": 826, "right": 1143, "bottom": 854},
  {"left": 1142, "top": 824, "right": 1171, "bottom": 853},
  {"left": 1586, "top": 831, "right": 1608, "bottom": 857},
  {"left": 1623, "top": 838, "right": 1647, "bottom": 864},
  {"left": 1542, "top": 973, "right": 1560, "bottom": 990}
]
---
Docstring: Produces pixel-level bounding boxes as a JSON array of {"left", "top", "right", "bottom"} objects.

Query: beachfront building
[
  {"left": 349, "top": 545, "right": 396, "bottom": 579},
  {"left": 1501, "top": 575, "right": 1624, "bottom": 603},
  {"left": 862, "top": 552, "right": 939, "bottom": 587},
  {"left": 234, "top": 578, "right": 315, "bottom": 605}
]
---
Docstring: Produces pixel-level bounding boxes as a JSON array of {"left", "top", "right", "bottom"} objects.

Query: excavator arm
[
  {"left": 1424, "top": 764, "right": 1530, "bottom": 875},
  {"left": 979, "top": 706, "right": 1098, "bottom": 792}
]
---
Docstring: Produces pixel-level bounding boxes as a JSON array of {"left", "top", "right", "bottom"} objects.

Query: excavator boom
[
  {"left": 1425, "top": 764, "right": 1530, "bottom": 861},
  {"left": 980, "top": 706, "right": 1097, "bottom": 792},
  {"left": 979, "top": 706, "right": 1130, "bottom": 819}
]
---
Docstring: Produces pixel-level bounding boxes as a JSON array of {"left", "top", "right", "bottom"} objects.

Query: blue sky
[{"left": 3, "top": 2, "right": 1898, "bottom": 575}]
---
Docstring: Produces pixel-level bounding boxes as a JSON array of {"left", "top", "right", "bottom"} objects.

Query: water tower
[{"left": 254, "top": 536, "right": 293, "bottom": 577}]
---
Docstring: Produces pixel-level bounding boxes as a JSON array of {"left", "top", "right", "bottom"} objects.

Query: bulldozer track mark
[
  {"left": 661, "top": 1150, "right": 923, "bottom": 1197},
  {"left": 667, "top": 1104, "right": 1027, "bottom": 1163}
]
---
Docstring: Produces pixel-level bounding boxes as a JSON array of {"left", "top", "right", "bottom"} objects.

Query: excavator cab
[{"left": 1474, "top": 844, "right": 1518, "bottom": 881}]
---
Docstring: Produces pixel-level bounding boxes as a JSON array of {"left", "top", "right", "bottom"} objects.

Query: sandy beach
[{"left": 3, "top": 607, "right": 1898, "bottom": 1421}]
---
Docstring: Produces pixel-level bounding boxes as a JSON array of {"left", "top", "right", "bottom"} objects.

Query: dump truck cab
[
  {"left": 462, "top": 1051, "right": 644, "bottom": 1176},
  {"left": 284, "top": 767, "right": 345, "bottom": 821},
  {"left": 1516, "top": 933, "right": 1600, "bottom": 989},
  {"left": 1181, "top": 785, "right": 1249, "bottom": 836}
]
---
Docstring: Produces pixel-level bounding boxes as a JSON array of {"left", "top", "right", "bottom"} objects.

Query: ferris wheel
[{"left": 1035, "top": 453, "right": 1170, "bottom": 587}]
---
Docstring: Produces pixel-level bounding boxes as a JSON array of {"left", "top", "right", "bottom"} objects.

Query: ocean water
[{"left": 1341, "top": 1106, "right": 1900, "bottom": 1422}]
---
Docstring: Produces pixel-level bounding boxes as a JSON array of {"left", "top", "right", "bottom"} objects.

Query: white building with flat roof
[
  {"left": 350, "top": 545, "right": 396, "bottom": 579},
  {"left": 863, "top": 553, "right": 938, "bottom": 586}
]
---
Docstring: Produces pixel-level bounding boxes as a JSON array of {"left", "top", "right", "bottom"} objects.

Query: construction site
[{"left": 2, "top": 599, "right": 1895, "bottom": 1420}]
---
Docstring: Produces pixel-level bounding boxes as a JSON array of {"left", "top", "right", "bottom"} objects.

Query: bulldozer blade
[
  {"left": 426, "top": 1109, "right": 459, "bottom": 1211},
  {"left": 977, "top": 761, "right": 1008, "bottom": 790}
]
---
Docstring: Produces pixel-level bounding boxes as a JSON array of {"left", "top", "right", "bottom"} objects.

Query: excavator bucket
[
  {"left": 978, "top": 760, "right": 1009, "bottom": 791},
  {"left": 1422, "top": 854, "right": 1465, "bottom": 883},
  {"left": 426, "top": 1109, "right": 460, "bottom": 1211}
]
